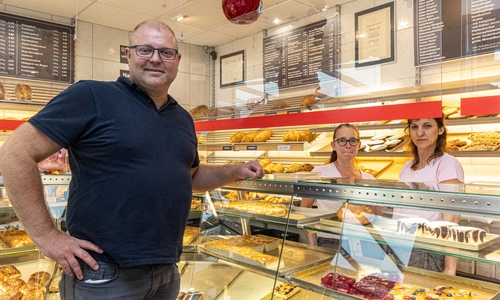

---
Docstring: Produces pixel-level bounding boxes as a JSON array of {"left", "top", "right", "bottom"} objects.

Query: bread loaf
[
  {"left": 188, "top": 105, "right": 208, "bottom": 119},
  {"left": 299, "top": 94, "right": 318, "bottom": 107},
  {"left": 270, "top": 100, "right": 287, "bottom": 109},
  {"left": 337, "top": 203, "right": 374, "bottom": 225},
  {"left": 0, "top": 82, "right": 5, "bottom": 100},
  {"left": 15, "top": 84, "right": 32, "bottom": 101}
]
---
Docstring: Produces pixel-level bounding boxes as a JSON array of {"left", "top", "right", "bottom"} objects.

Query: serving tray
[
  {"left": 216, "top": 205, "right": 336, "bottom": 225},
  {"left": 199, "top": 237, "right": 334, "bottom": 276},
  {"left": 319, "top": 216, "right": 500, "bottom": 251}
]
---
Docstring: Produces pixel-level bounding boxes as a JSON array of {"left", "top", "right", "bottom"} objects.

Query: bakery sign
[{"left": 0, "top": 12, "right": 75, "bottom": 83}]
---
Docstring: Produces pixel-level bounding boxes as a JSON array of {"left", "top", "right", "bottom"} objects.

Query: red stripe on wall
[
  {"left": 194, "top": 101, "right": 442, "bottom": 132},
  {"left": 461, "top": 95, "right": 500, "bottom": 116},
  {"left": 0, "top": 120, "right": 25, "bottom": 131}
]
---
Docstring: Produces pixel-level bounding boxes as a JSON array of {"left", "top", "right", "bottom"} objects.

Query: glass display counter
[{"left": 181, "top": 178, "right": 500, "bottom": 299}]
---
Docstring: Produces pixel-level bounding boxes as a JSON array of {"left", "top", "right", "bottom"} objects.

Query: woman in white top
[
  {"left": 394, "top": 117, "right": 464, "bottom": 275},
  {"left": 301, "top": 124, "right": 380, "bottom": 252}
]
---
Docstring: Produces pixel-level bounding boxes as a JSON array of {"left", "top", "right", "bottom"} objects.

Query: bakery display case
[
  {"left": 0, "top": 174, "right": 69, "bottom": 300},
  {"left": 180, "top": 178, "right": 500, "bottom": 299}
]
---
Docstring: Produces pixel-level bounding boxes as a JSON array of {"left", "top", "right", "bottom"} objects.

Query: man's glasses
[
  {"left": 334, "top": 138, "right": 360, "bottom": 146},
  {"left": 128, "top": 45, "right": 178, "bottom": 60}
]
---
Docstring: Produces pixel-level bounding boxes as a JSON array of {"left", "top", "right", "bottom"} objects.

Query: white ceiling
[{"left": 2, "top": 0, "right": 352, "bottom": 46}]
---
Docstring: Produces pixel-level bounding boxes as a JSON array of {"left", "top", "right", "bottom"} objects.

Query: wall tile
[
  {"left": 92, "top": 59, "right": 123, "bottom": 81},
  {"left": 74, "top": 56, "right": 93, "bottom": 82},
  {"left": 75, "top": 21, "right": 93, "bottom": 58},
  {"left": 169, "top": 72, "right": 190, "bottom": 106},
  {"left": 92, "top": 24, "right": 128, "bottom": 62},
  {"left": 178, "top": 43, "right": 190, "bottom": 74},
  {"left": 189, "top": 74, "right": 210, "bottom": 107}
]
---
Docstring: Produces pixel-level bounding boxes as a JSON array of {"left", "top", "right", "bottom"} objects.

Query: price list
[
  {"left": 0, "top": 12, "right": 74, "bottom": 83},
  {"left": 414, "top": 0, "right": 500, "bottom": 66},
  {"left": 263, "top": 17, "right": 339, "bottom": 90}
]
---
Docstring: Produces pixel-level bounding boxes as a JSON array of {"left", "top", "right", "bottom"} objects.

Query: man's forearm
[
  {"left": 192, "top": 164, "right": 240, "bottom": 192},
  {"left": 1, "top": 157, "right": 57, "bottom": 242}
]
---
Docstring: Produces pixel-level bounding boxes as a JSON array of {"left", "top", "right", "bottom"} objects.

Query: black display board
[
  {"left": 414, "top": 0, "right": 500, "bottom": 66},
  {"left": 0, "top": 12, "right": 75, "bottom": 83},
  {"left": 263, "top": 16, "right": 339, "bottom": 92}
]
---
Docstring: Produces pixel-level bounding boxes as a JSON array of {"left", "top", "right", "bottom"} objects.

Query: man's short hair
[{"left": 129, "top": 20, "right": 177, "bottom": 45}]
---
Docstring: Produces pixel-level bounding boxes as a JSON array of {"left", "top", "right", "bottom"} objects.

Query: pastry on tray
[
  {"left": 273, "top": 282, "right": 301, "bottom": 299},
  {"left": 0, "top": 229, "right": 35, "bottom": 248}
]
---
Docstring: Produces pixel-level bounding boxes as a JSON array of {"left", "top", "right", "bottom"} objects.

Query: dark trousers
[{"left": 60, "top": 260, "right": 180, "bottom": 300}]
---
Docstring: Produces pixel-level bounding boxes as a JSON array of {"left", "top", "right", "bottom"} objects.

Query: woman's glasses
[{"left": 334, "top": 138, "right": 360, "bottom": 146}]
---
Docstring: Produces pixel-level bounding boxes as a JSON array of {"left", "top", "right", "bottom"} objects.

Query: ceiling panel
[
  {"left": 3, "top": 0, "right": 94, "bottom": 18},
  {"left": 183, "top": 30, "right": 238, "bottom": 46},
  {"left": 212, "top": 20, "right": 269, "bottom": 39},
  {"left": 165, "top": 2, "right": 229, "bottom": 30},
  {"left": 98, "top": 0, "right": 188, "bottom": 18},
  {"left": 77, "top": 3, "right": 152, "bottom": 31}
]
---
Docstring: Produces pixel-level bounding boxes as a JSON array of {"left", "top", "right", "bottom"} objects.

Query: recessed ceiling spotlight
[
  {"left": 273, "top": 18, "right": 281, "bottom": 24},
  {"left": 171, "top": 14, "right": 187, "bottom": 21}
]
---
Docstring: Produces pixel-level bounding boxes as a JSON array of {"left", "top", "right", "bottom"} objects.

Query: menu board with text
[
  {"left": 263, "top": 17, "right": 339, "bottom": 92},
  {"left": 414, "top": 0, "right": 500, "bottom": 65},
  {"left": 0, "top": 12, "right": 74, "bottom": 83}
]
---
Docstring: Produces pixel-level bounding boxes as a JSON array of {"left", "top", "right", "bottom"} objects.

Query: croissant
[
  {"left": 264, "top": 163, "right": 275, "bottom": 174},
  {"left": 229, "top": 132, "right": 246, "bottom": 143},
  {"left": 253, "top": 130, "right": 273, "bottom": 142},
  {"left": 282, "top": 130, "right": 299, "bottom": 142},
  {"left": 285, "top": 163, "right": 303, "bottom": 173},
  {"left": 301, "top": 163, "right": 315, "bottom": 172},
  {"left": 241, "top": 131, "right": 259, "bottom": 142},
  {"left": 259, "top": 158, "right": 272, "bottom": 168},
  {"left": 272, "top": 163, "right": 285, "bottom": 173}
]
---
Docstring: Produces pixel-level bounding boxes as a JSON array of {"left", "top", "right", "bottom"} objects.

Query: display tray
[
  {"left": 199, "top": 237, "right": 335, "bottom": 276},
  {"left": 319, "top": 216, "right": 500, "bottom": 251},
  {"left": 289, "top": 261, "right": 499, "bottom": 300},
  {"left": 216, "top": 206, "right": 336, "bottom": 225}
]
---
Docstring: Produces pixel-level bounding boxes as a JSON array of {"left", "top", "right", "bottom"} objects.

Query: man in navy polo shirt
[{"left": 0, "top": 20, "right": 264, "bottom": 300}]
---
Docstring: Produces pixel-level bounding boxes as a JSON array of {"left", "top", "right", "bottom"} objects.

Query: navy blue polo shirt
[{"left": 29, "top": 77, "right": 199, "bottom": 266}]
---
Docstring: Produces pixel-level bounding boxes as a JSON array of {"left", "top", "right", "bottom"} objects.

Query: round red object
[{"left": 222, "top": 0, "right": 262, "bottom": 24}]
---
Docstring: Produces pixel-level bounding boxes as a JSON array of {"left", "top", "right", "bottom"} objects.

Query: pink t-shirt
[
  {"left": 394, "top": 153, "right": 464, "bottom": 221},
  {"left": 311, "top": 163, "right": 375, "bottom": 238}
]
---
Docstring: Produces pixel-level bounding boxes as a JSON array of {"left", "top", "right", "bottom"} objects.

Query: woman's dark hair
[
  {"left": 329, "top": 123, "right": 360, "bottom": 163},
  {"left": 404, "top": 117, "right": 448, "bottom": 170}
]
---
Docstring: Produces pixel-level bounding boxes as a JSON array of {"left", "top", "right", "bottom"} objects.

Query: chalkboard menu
[
  {"left": 414, "top": 0, "right": 500, "bottom": 66},
  {"left": 0, "top": 12, "right": 74, "bottom": 83},
  {"left": 263, "top": 17, "right": 339, "bottom": 91}
]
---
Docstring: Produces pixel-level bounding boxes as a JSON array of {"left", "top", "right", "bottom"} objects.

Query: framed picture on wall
[
  {"left": 220, "top": 50, "right": 245, "bottom": 87},
  {"left": 355, "top": 2, "right": 395, "bottom": 67}
]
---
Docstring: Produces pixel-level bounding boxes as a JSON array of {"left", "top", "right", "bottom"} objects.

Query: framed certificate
[
  {"left": 220, "top": 50, "right": 245, "bottom": 87},
  {"left": 355, "top": 2, "right": 395, "bottom": 67}
]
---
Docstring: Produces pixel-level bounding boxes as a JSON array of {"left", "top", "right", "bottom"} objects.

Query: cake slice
[
  {"left": 422, "top": 221, "right": 458, "bottom": 239},
  {"left": 396, "top": 218, "right": 429, "bottom": 236},
  {"left": 273, "top": 282, "right": 301, "bottom": 299},
  {"left": 448, "top": 226, "right": 487, "bottom": 244},
  {"left": 320, "top": 272, "right": 356, "bottom": 293}
]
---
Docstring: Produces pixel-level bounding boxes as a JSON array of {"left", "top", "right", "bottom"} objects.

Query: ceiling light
[
  {"left": 273, "top": 18, "right": 281, "bottom": 24},
  {"left": 171, "top": 14, "right": 187, "bottom": 21}
]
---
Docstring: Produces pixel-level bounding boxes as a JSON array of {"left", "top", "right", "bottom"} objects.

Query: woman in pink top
[
  {"left": 301, "top": 124, "right": 381, "bottom": 256},
  {"left": 394, "top": 117, "right": 464, "bottom": 275}
]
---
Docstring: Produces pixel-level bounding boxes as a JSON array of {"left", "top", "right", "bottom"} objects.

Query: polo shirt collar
[{"left": 117, "top": 76, "right": 178, "bottom": 110}]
